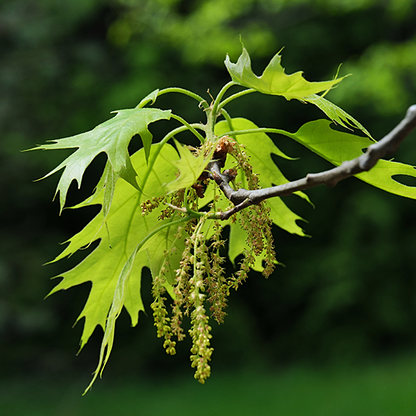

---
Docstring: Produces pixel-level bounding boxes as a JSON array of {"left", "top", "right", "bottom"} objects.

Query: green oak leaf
[
  {"left": 215, "top": 118, "right": 309, "bottom": 237},
  {"left": 83, "top": 212, "right": 188, "bottom": 395},
  {"left": 225, "top": 45, "right": 346, "bottom": 100},
  {"left": 164, "top": 139, "right": 215, "bottom": 192},
  {"left": 48, "top": 144, "right": 186, "bottom": 378},
  {"left": 137, "top": 89, "right": 160, "bottom": 108},
  {"left": 30, "top": 108, "right": 171, "bottom": 213},
  {"left": 215, "top": 118, "right": 309, "bottom": 274},
  {"left": 292, "top": 119, "right": 416, "bottom": 198},
  {"left": 218, "top": 118, "right": 416, "bottom": 200},
  {"left": 84, "top": 243, "right": 139, "bottom": 394},
  {"left": 302, "top": 94, "right": 372, "bottom": 138},
  {"left": 224, "top": 46, "right": 371, "bottom": 138}
]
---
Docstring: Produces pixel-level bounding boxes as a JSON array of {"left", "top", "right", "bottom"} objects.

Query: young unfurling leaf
[{"left": 164, "top": 140, "right": 215, "bottom": 192}]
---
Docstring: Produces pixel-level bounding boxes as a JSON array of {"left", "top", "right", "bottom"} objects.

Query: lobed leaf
[
  {"left": 164, "top": 140, "right": 215, "bottom": 192},
  {"left": 224, "top": 46, "right": 372, "bottom": 138},
  {"left": 48, "top": 144, "right": 183, "bottom": 352},
  {"left": 215, "top": 118, "right": 309, "bottom": 274},
  {"left": 82, "top": 212, "right": 190, "bottom": 394},
  {"left": 84, "top": 244, "right": 139, "bottom": 394},
  {"left": 215, "top": 118, "right": 309, "bottom": 237},
  {"left": 292, "top": 119, "right": 416, "bottom": 199},
  {"left": 225, "top": 45, "right": 346, "bottom": 100},
  {"left": 302, "top": 94, "right": 372, "bottom": 138},
  {"left": 30, "top": 108, "right": 171, "bottom": 213}
]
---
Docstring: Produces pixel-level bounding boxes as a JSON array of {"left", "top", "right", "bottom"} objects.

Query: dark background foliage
[{"left": 2, "top": 0, "right": 416, "bottom": 385}]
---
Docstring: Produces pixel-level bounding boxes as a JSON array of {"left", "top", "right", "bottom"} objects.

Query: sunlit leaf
[
  {"left": 302, "top": 94, "right": 373, "bottom": 138},
  {"left": 48, "top": 144, "right": 182, "bottom": 352},
  {"left": 84, "top": 244, "right": 139, "bottom": 394},
  {"left": 215, "top": 118, "right": 309, "bottom": 237},
  {"left": 292, "top": 119, "right": 416, "bottom": 199},
  {"left": 137, "top": 89, "right": 160, "bottom": 108},
  {"left": 30, "top": 108, "right": 171, "bottom": 213},
  {"left": 225, "top": 45, "right": 346, "bottom": 100},
  {"left": 225, "top": 46, "right": 371, "bottom": 138},
  {"left": 164, "top": 140, "right": 214, "bottom": 192}
]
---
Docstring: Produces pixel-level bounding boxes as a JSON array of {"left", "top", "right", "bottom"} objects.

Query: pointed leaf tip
[
  {"left": 164, "top": 140, "right": 214, "bottom": 192},
  {"left": 225, "top": 45, "right": 346, "bottom": 100},
  {"left": 34, "top": 107, "right": 171, "bottom": 212}
]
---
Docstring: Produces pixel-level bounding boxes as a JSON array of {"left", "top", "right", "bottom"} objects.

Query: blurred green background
[{"left": 2, "top": 0, "right": 416, "bottom": 414}]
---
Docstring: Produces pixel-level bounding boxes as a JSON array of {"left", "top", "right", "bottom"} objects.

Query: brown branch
[{"left": 209, "top": 105, "right": 416, "bottom": 220}]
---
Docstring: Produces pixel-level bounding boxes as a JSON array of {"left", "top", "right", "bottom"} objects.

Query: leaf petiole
[
  {"left": 158, "top": 87, "right": 209, "bottom": 108},
  {"left": 220, "top": 108, "right": 235, "bottom": 130},
  {"left": 218, "top": 88, "right": 256, "bottom": 110},
  {"left": 211, "top": 81, "right": 237, "bottom": 118},
  {"left": 218, "top": 127, "right": 296, "bottom": 141},
  {"left": 170, "top": 114, "right": 206, "bottom": 143}
]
